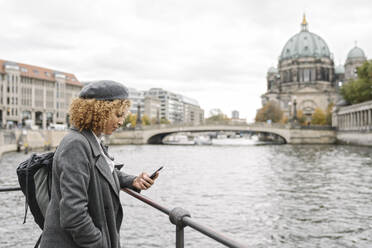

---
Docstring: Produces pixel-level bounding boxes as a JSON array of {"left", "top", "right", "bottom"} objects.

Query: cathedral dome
[
  {"left": 347, "top": 46, "right": 366, "bottom": 59},
  {"left": 279, "top": 16, "right": 331, "bottom": 61}
]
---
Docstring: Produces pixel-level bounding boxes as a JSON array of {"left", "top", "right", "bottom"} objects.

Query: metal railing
[
  {"left": 0, "top": 186, "right": 21, "bottom": 192},
  {"left": 122, "top": 188, "right": 248, "bottom": 248},
  {"left": 0, "top": 186, "right": 248, "bottom": 248}
]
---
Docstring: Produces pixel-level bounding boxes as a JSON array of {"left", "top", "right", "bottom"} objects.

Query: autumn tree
[
  {"left": 255, "top": 101, "right": 283, "bottom": 123},
  {"left": 142, "top": 114, "right": 150, "bottom": 126},
  {"left": 206, "top": 109, "right": 230, "bottom": 124},
  {"left": 122, "top": 113, "right": 137, "bottom": 128},
  {"left": 311, "top": 108, "right": 327, "bottom": 125},
  {"left": 160, "top": 118, "right": 170, "bottom": 124},
  {"left": 340, "top": 60, "right": 372, "bottom": 104},
  {"left": 280, "top": 115, "right": 288, "bottom": 124},
  {"left": 296, "top": 110, "right": 306, "bottom": 125}
]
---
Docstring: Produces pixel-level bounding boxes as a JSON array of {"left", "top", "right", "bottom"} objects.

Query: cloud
[{"left": 1, "top": 0, "right": 372, "bottom": 120}]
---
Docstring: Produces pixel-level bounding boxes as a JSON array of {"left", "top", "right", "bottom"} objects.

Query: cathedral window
[
  {"left": 325, "top": 69, "right": 329, "bottom": 81},
  {"left": 304, "top": 69, "right": 310, "bottom": 82},
  {"left": 311, "top": 69, "right": 316, "bottom": 81},
  {"left": 283, "top": 71, "right": 288, "bottom": 82}
]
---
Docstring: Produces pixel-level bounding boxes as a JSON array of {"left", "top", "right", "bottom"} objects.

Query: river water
[{"left": 0, "top": 143, "right": 371, "bottom": 247}]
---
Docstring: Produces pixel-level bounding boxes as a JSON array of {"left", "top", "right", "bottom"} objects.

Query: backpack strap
[{"left": 23, "top": 153, "right": 37, "bottom": 224}]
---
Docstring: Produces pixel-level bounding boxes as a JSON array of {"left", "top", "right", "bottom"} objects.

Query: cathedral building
[{"left": 261, "top": 15, "right": 367, "bottom": 121}]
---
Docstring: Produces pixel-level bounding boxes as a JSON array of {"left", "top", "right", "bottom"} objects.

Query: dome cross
[{"left": 301, "top": 14, "right": 308, "bottom": 32}]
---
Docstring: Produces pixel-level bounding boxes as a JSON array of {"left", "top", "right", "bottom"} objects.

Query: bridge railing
[
  {"left": 123, "top": 122, "right": 253, "bottom": 131},
  {"left": 0, "top": 186, "right": 248, "bottom": 248},
  {"left": 121, "top": 122, "right": 335, "bottom": 131}
]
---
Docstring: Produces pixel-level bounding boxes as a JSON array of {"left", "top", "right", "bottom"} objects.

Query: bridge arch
[{"left": 142, "top": 124, "right": 290, "bottom": 144}]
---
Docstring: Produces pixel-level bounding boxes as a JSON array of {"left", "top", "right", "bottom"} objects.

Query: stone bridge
[{"left": 109, "top": 123, "right": 336, "bottom": 145}]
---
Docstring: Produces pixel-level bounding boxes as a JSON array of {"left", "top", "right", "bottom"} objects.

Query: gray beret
[{"left": 79, "top": 80, "right": 129, "bottom": 100}]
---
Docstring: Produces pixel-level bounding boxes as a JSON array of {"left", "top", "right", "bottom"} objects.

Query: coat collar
[{"left": 70, "top": 127, "right": 101, "bottom": 158}]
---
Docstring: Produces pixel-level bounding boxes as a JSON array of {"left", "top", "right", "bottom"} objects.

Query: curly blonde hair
[{"left": 69, "top": 98, "right": 131, "bottom": 133}]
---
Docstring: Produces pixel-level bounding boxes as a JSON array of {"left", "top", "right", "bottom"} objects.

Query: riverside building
[
  {"left": 130, "top": 88, "right": 205, "bottom": 124},
  {"left": 0, "top": 59, "right": 82, "bottom": 129},
  {"left": 128, "top": 87, "right": 145, "bottom": 116},
  {"left": 262, "top": 15, "right": 368, "bottom": 121}
]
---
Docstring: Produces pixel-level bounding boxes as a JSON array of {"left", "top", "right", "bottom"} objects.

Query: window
[
  {"left": 311, "top": 69, "right": 316, "bottom": 81},
  {"left": 304, "top": 69, "right": 310, "bottom": 82},
  {"left": 298, "top": 69, "right": 303, "bottom": 82}
]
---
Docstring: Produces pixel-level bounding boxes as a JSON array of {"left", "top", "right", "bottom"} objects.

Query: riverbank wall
[
  {"left": 336, "top": 132, "right": 372, "bottom": 146},
  {"left": 0, "top": 130, "right": 67, "bottom": 156},
  {"left": 333, "top": 100, "right": 372, "bottom": 146}
]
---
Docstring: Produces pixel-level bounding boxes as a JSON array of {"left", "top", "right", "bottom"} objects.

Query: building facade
[
  {"left": 232, "top": 110, "right": 239, "bottom": 119},
  {"left": 0, "top": 59, "right": 82, "bottom": 129},
  {"left": 128, "top": 87, "right": 145, "bottom": 116},
  {"left": 261, "top": 16, "right": 368, "bottom": 121},
  {"left": 145, "top": 88, "right": 204, "bottom": 124},
  {"left": 144, "top": 95, "right": 161, "bottom": 121},
  {"left": 181, "top": 96, "right": 204, "bottom": 125}
]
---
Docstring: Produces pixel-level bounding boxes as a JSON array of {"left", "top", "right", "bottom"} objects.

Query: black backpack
[
  {"left": 16, "top": 136, "right": 122, "bottom": 247},
  {"left": 16, "top": 151, "right": 55, "bottom": 230}
]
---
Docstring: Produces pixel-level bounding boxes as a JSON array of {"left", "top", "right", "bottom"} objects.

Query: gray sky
[{"left": 2, "top": 0, "right": 372, "bottom": 121}]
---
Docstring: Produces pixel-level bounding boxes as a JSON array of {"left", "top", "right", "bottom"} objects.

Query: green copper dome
[
  {"left": 280, "top": 16, "right": 331, "bottom": 61},
  {"left": 347, "top": 46, "right": 366, "bottom": 59}
]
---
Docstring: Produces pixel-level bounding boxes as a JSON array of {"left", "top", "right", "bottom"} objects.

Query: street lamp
[
  {"left": 136, "top": 104, "right": 142, "bottom": 128},
  {"left": 293, "top": 97, "right": 297, "bottom": 123}
]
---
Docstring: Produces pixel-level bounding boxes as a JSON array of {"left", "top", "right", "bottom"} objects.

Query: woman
[{"left": 40, "top": 80, "right": 157, "bottom": 248}]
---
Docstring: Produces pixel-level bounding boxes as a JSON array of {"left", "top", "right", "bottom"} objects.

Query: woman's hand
[{"left": 132, "top": 172, "right": 159, "bottom": 190}]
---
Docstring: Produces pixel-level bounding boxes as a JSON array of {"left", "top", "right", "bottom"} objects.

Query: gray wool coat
[{"left": 40, "top": 127, "right": 137, "bottom": 248}]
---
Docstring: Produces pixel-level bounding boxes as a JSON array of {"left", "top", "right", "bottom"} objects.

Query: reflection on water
[{"left": 0, "top": 144, "right": 371, "bottom": 247}]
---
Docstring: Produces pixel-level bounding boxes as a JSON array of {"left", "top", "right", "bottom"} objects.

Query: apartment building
[
  {"left": 146, "top": 88, "right": 204, "bottom": 124},
  {"left": 0, "top": 59, "right": 82, "bottom": 128}
]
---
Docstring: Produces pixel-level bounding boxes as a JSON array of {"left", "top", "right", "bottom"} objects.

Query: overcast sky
[{"left": 1, "top": 0, "right": 372, "bottom": 121}]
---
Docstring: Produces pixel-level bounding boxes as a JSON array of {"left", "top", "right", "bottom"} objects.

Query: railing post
[
  {"left": 169, "top": 207, "right": 191, "bottom": 248},
  {"left": 176, "top": 225, "right": 184, "bottom": 248}
]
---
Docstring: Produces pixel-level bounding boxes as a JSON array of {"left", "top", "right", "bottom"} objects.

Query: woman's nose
[{"left": 118, "top": 117, "right": 124, "bottom": 126}]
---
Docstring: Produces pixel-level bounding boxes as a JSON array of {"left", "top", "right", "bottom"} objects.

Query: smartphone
[{"left": 150, "top": 166, "right": 164, "bottom": 179}]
